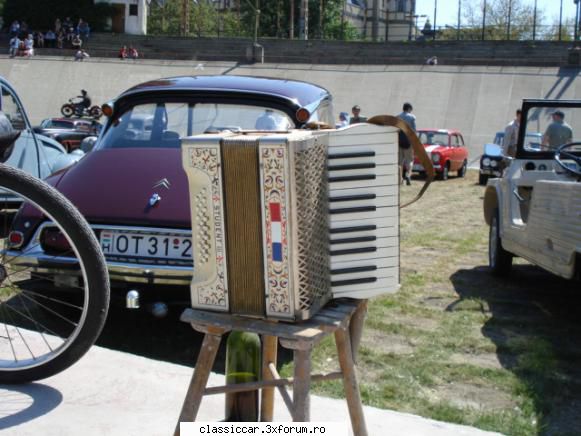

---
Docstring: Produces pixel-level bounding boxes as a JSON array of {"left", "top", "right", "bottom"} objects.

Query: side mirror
[{"left": 80, "top": 136, "right": 98, "bottom": 153}]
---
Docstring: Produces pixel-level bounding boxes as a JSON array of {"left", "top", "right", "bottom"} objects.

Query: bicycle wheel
[
  {"left": 60, "top": 104, "right": 75, "bottom": 118},
  {"left": 0, "top": 164, "right": 109, "bottom": 383}
]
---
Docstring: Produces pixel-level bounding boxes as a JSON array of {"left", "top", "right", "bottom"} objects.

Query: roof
[
  {"left": 121, "top": 75, "right": 331, "bottom": 109},
  {"left": 418, "top": 128, "right": 462, "bottom": 135}
]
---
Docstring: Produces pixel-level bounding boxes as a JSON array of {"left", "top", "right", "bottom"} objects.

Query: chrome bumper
[
  {"left": 3, "top": 250, "right": 193, "bottom": 286},
  {"left": 4, "top": 222, "right": 195, "bottom": 286},
  {"left": 480, "top": 168, "right": 502, "bottom": 177}
]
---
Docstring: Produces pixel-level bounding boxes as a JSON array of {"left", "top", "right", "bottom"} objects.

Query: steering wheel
[{"left": 555, "top": 142, "right": 581, "bottom": 177}]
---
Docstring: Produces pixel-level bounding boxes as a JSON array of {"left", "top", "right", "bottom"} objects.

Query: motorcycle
[{"left": 61, "top": 98, "right": 102, "bottom": 119}]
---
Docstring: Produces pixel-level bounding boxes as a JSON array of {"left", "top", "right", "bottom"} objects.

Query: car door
[
  {"left": 457, "top": 134, "right": 467, "bottom": 165},
  {"left": 450, "top": 134, "right": 460, "bottom": 171}
]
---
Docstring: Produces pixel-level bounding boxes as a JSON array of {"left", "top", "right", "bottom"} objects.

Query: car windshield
[
  {"left": 99, "top": 102, "right": 294, "bottom": 149},
  {"left": 418, "top": 131, "right": 448, "bottom": 146},
  {"left": 523, "top": 106, "right": 581, "bottom": 153},
  {"left": 44, "top": 120, "right": 75, "bottom": 129}
]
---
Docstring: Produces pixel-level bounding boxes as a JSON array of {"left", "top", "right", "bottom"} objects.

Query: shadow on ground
[
  {"left": 0, "top": 383, "right": 62, "bottom": 430},
  {"left": 449, "top": 265, "right": 581, "bottom": 436},
  {"left": 95, "top": 302, "right": 294, "bottom": 375}
]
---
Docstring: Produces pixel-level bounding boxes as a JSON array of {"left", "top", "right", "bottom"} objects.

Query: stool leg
[
  {"left": 349, "top": 300, "right": 368, "bottom": 364},
  {"left": 260, "top": 335, "right": 278, "bottom": 422},
  {"left": 174, "top": 333, "right": 222, "bottom": 436},
  {"left": 335, "top": 328, "right": 368, "bottom": 436},
  {"left": 292, "top": 348, "right": 311, "bottom": 422}
]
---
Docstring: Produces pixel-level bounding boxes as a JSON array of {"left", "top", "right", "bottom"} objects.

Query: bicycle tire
[
  {"left": 0, "top": 163, "right": 109, "bottom": 383},
  {"left": 61, "top": 104, "right": 75, "bottom": 118}
]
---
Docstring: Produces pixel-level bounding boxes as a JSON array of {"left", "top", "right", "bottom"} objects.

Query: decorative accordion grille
[{"left": 293, "top": 139, "right": 331, "bottom": 313}]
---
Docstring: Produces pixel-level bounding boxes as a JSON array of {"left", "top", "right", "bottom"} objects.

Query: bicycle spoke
[
  {"left": 18, "top": 292, "right": 78, "bottom": 328},
  {"left": 1, "top": 301, "right": 38, "bottom": 362},
  {"left": 5, "top": 301, "right": 59, "bottom": 347},
  {"left": 1, "top": 305, "right": 18, "bottom": 362},
  {"left": 17, "top": 289, "right": 84, "bottom": 311}
]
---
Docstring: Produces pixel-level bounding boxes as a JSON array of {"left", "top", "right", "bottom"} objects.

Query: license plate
[
  {"left": 99, "top": 231, "right": 193, "bottom": 260},
  {"left": 412, "top": 164, "right": 424, "bottom": 171}
]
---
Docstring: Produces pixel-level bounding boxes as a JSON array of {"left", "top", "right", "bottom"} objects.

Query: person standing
[
  {"left": 349, "top": 105, "right": 367, "bottom": 124},
  {"left": 503, "top": 109, "right": 521, "bottom": 157},
  {"left": 397, "top": 102, "right": 416, "bottom": 186},
  {"left": 9, "top": 34, "right": 20, "bottom": 58},
  {"left": 542, "top": 110, "right": 573, "bottom": 151},
  {"left": 338, "top": 111, "right": 349, "bottom": 127}
]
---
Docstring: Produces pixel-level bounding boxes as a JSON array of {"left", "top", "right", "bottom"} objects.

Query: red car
[{"left": 412, "top": 129, "right": 469, "bottom": 180}]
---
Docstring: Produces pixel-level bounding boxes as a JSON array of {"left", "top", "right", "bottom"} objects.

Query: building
[
  {"left": 344, "top": 0, "right": 417, "bottom": 41},
  {"left": 95, "top": 0, "right": 148, "bottom": 35}
]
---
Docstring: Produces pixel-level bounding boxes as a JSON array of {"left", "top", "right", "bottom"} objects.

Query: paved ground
[{"left": 0, "top": 345, "right": 502, "bottom": 436}]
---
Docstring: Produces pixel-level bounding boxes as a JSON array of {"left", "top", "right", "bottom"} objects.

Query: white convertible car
[{"left": 484, "top": 99, "right": 581, "bottom": 280}]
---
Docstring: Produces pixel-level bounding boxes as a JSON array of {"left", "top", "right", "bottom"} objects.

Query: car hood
[
  {"left": 53, "top": 148, "right": 190, "bottom": 228},
  {"left": 423, "top": 144, "right": 448, "bottom": 154}
]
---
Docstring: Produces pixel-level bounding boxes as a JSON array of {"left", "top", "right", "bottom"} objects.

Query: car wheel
[
  {"left": 458, "top": 160, "right": 467, "bottom": 178},
  {"left": 438, "top": 163, "right": 449, "bottom": 181},
  {"left": 489, "top": 209, "right": 512, "bottom": 276},
  {"left": 479, "top": 173, "right": 488, "bottom": 185}
]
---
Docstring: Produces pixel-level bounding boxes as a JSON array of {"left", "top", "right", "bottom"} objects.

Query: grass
[{"left": 279, "top": 170, "right": 581, "bottom": 436}]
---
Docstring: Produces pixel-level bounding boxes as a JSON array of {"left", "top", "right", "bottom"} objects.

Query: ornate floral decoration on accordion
[
  {"left": 189, "top": 147, "right": 228, "bottom": 308},
  {"left": 261, "top": 146, "right": 292, "bottom": 316}
]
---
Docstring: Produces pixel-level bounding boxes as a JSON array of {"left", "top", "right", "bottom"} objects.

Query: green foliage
[
  {"left": 459, "top": 0, "right": 545, "bottom": 41},
  {"left": 3, "top": 0, "right": 113, "bottom": 32},
  {"left": 238, "top": 0, "right": 358, "bottom": 40},
  {"left": 148, "top": 0, "right": 246, "bottom": 37}
]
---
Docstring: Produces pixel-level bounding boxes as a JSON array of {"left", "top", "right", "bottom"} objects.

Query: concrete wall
[{"left": 1, "top": 56, "right": 579, "bottom": 161}]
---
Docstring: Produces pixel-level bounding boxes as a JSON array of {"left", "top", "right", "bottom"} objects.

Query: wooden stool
[{"left": 174, "top": 299, "right": 369, "bottom": 436}]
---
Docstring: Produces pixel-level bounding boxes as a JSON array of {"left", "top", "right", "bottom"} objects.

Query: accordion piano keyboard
[{"left": 326, "top": 124, "right": 400, "bottom": 299}]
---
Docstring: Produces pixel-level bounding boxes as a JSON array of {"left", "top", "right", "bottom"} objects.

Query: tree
[
  {"left": 459, "top": 0, "right": 545, "bottom": 41},
  {"left": 148, "top": 0, "right": 244, "bottom": 37},
  {"left": 238, "top": 0, "right": 359, "bottom": 40}
]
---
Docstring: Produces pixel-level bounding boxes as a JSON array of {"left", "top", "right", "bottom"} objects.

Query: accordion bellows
[{"left": 182, "top": 124, "right": 400, "bottom": 321}]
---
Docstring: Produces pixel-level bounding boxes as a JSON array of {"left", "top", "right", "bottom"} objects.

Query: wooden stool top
[{"left": 180, "top": 298, "right": 364, "bottom": 345}]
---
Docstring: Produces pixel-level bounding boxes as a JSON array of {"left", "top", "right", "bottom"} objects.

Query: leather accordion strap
[{"left": 367, "top": 115, "right": 435, "bottom": 209}]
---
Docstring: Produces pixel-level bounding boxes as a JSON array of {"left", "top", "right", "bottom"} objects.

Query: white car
[
  {"left": 483, "top": 99, "right": 581, "bottom": 279},
  {"left": 0, "top": 77, "right": 84, "bottom": 178},
  {"left": 0, "top": 77, "right": 84, "bottom": 209}
]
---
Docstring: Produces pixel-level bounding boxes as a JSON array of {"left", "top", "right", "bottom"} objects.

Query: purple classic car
[{"left": 6, "top": 75, "right": 334, "bottom": 314}]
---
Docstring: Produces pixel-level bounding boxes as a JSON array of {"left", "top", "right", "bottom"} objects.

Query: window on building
[
  {"left": 129, "top": 4, "right": 138, "bottom": 16},
  {"left": 397, "top": 0, "right": 406, "bottom": 13}
]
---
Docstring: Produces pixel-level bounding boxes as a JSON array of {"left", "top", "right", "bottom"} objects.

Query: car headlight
[
  {"left": 490, "top": 160, "right": 498, "bottom": 168},
  {"left": 432, "top": 153, "right": 441, "bottom": 163},
  {"left": 482, "top": 157, "right": 491, "bottom": 166}
]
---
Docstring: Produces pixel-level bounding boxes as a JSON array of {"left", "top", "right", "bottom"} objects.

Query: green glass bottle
[{"left": 225, "top": 330, "right": 261, "bottom": 422}]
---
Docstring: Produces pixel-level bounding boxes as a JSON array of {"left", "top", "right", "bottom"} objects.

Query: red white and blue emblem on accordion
[{"left": 182, "top": 124, "right": 400, "bottom": 321}]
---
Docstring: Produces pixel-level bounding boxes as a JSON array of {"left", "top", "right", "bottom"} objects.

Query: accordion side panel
[
  {"left": 325, "top": 123, "right": 400, "bottom": 299},
  {"left": 182, "top": 143, "right": 230, "bottom": 311},
  {"left": 290, "top": 136, "right": 331, "bottom": 320},
  {"left": 259, "top": 142, "right": 295, "bottom": 319},
  {"left": 221, "top": 139, "right": 265, "bottom": 317}
]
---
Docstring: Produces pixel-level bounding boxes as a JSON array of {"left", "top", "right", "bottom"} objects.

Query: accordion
[{"left": 182, "top": 123, "right": 399, "bottom": 321}]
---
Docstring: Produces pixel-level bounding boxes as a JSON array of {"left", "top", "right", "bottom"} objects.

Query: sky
[{"left": 416, "top": 0, "right": 578, "bottom": 28}]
